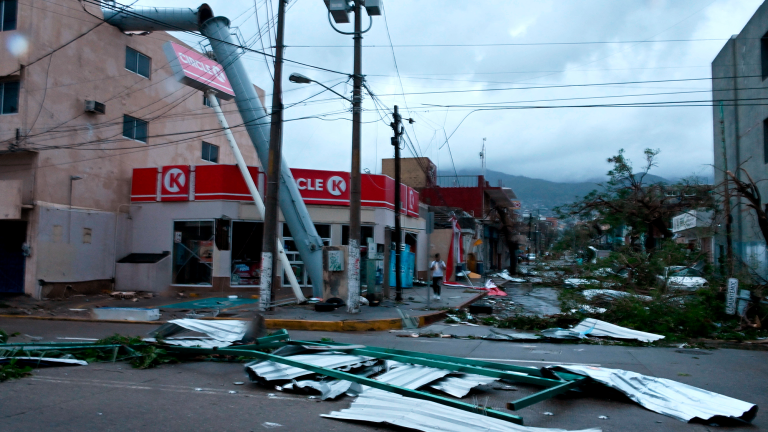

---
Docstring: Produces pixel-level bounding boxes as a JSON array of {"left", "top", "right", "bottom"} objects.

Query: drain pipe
[
  {"left": 206, "top": 90, "right": 305, "bottom": 303},
  {"left": 101, "top": 3, "right": 325, "bottom": 298}
]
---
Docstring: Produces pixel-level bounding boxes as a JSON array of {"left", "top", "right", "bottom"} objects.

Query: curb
[{"left": 0, "top": 293, "right": 488, "bottom": 332}]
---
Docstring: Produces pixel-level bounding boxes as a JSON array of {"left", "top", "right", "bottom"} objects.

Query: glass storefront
[
  {"left": 230, "top": 221, "right": 263, "bottom": 286},
  {"left": 172, "top": 220, "right": 214, "bottom": 285}
]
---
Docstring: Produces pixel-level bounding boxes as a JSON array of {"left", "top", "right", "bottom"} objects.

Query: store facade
[{"left": 124, "top": 165, "right": 426, "bottom": 297}]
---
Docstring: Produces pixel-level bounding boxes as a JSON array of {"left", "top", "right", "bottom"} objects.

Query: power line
[{"left": 284, "top": 38, "right": 737, "bottom": 48}]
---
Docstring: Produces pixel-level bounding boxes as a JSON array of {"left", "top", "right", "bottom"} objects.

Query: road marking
[{"left": 468, "top": 358, "right": 600, "bottom": 366}]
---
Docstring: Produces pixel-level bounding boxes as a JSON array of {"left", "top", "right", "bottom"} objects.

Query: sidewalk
[{"left": 0, "top": 284, "right": 485, "bottom": 331}]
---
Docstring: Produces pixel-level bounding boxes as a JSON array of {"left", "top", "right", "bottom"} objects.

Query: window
[
  {"left": 202, "top": 142, "right": 219, "bottom": 163},
  {"left": 203, "top": 94, "right": 219, "bottom": 107},
  {"left": 764, "top": 118, "right": 768, "bottom": 164},
  {"left": 342, "top": 225, "right": 374, "bottom": 246},
  {"left": 762, "top": 31, "right": 768, "bottom": 80},
  {"left": 0, "top": 81, "right": 19, "bottom": 114},
  {"left": 172, "top": 220, "right": 214, "bottom": 285},
  {"left": 125, "top": 47, "right": 151, "bottom": 78},
  {"left": 0, "top": 0, "right": 17, "bottom": 31},
  {"left": 123, "top": 115, "right": 148, "bottom": 142},
  {"left": 282, "top": 223, "right": 331, "bottom": 286}
]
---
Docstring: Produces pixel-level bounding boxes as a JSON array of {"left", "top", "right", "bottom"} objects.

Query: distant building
[{"left": 712, "top": 2, "right": 768, "bottom": 276}]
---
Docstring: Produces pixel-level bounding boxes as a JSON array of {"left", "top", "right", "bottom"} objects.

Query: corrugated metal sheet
[
  {"left": 430, "top": 373, "right": 497, "bottom": 398},
  {"left": 571, "top": 318, "right": 664, "bottom": 343},
  {"left": 160, "top": 338, "right": 232, "bottom": 348},
  {"left": 551, "top": 365, "right": 757, "bottom": 423},
  {"left": 163, "top": 319, "right": 247, "bottom": 342},
  {"left": 322, "top": 389, "right": 602, "bottom": 432},
  {"left": 373, "top": 362, "right": 451, "bottom": 389},
  {"left": 245, "top": 353, "right": 377, "bottom": 382},
  {"left": 286, "top": 379, "right": 353, "bottom": 400}
]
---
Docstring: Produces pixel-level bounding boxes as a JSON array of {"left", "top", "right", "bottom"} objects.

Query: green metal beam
[
  {"left": 294, "top": 341, "right": 548, "bottom": 377},
  {"left": 291, "top": 341, "right": 562, "bottom": 388},
  {"left": 165, "top": 345, "right": 524, "bottom": 425},
  {"left": 506, "top": 377, "right": 586, "bottom": 411}
]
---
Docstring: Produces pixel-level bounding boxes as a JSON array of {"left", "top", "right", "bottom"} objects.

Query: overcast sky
[{"left": 135, "top": 0, "right": 763, "bottom": 183}]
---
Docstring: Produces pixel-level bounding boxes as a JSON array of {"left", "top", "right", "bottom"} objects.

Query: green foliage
[
  {"left": 0, "top": 358, "right": 32, "bottom": 382},
  {"left": 496, "top": 314, "right": 561, "bottom": 330},
  {"left": 319, "top": 337, "right": 334, "bottom": 343},
  {"left": 0, "top": 329, "right": 19, "bottom": 344}
]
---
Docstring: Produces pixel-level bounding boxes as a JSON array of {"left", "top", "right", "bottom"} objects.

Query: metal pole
[
  {"left": 719, "top": 102, "right": 734, "bottom": 276},
  {"left": 392, "top": 106, "right": 403, "bottom": 302},
  {"left": 206, "top": 90, "right": 305, "bottom": 303},
  {"left": 261, "top": 0, "right": 287, "bottom": 311},
  {"left": 347, "top": 0, "right": 364, "bottom": 313}
]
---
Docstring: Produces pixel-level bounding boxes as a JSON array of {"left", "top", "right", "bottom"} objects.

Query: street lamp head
[{"left": 288, "top": 73, "right": 313, "bottom": 84}]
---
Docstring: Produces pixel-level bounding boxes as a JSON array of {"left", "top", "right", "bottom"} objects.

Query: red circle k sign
[{"left": 160, "top": 165, "right": 191, "bottom": 201}]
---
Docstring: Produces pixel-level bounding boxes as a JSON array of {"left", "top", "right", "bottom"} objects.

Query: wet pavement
[{"left": 504, "top": 284, "right": 562, "bottom": 316}]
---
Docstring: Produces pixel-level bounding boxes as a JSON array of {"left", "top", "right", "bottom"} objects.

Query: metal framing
[{"left": 0, "top": 329, "right": 586, "bottom": 424}]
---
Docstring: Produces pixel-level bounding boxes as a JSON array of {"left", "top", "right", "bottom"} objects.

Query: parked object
[
  {"left": 92, "top": 307, "right": 160, "bottom": 321},
  {"left": 571, "top": 318, "right": 664, "bottom": 343},
  {"left": 658, "top": 267, "right": 708, "bottom": 290},
  {"left": 550, "top": 365, "right": 757, "bottom": 423}
]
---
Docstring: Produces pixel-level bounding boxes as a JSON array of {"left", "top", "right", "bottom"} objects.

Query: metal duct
[
  {"left": 200, "top": 17, "right": 324, "bottom": 297},
  {"left": 101, "top": 3, "right": 212, "bottom": 32},
  {"left": 100, "top": 4, "right": 326, "bottom": 297}
]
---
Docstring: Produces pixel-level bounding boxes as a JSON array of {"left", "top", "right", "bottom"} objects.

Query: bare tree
[{"left": 725, "top": 167, "right": 768, "bottom": 247}]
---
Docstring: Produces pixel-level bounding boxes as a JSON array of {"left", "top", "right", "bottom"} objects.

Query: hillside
[{"left": 447, "top": 169, "right": 671, "bottom": 213}]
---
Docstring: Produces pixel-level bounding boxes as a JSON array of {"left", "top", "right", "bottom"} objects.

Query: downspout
[{"left": 102, "top": 3, "right": 325, "bottom": 297}]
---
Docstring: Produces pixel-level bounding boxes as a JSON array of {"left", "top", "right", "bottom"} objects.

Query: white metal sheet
[
  {"left": 322, "top": 390, "right": 602, "bottom": 432},
  {"left": 571, "top": 318, "right": 664, "bottom": 343},
  {"left": 430, "top": 373, "right": 498, "bottom": 398},
  {"left": 246, "top": 353, "right": 377, "bottom": 381},
  {"left": 551, "top": 365, "right": 757, "bottom": 423}
]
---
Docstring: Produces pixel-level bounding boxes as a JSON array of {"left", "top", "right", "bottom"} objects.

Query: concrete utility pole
[
  {"left": 391, "top": 105, "right": 403, "bottom": 302},
  {"left": 348, "top": 0, "right": 364, "bottom": 314},
  {"left": 261, "top": 0, "right": 288, "bottom": 311}
]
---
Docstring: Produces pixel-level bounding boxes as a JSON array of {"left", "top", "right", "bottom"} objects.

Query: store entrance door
[
  {"left": 0, "top": 221, "right": 27, "bottom": 293},
  {"left": 230, "top": 221, "right": 263, "bottom": 287}
]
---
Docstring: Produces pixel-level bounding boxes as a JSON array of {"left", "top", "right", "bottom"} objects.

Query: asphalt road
[{"left": 1, "top": 318, "right": 766, "bottom": 432}]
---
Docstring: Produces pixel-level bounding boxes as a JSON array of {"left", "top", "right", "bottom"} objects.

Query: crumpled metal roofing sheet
[
  {"left": 551, "top": 365, "right": 757, "bottom": 423},
  {"left": 164, "top": 319, "right": 247, "bottom": 342},
  {"left": 373, "top": 362, "right": 451, "bottom": 389},
  {"left": 287, "top": 379, "right": 353, "bottom": 400},
  {"left": 430, "top": 373, "right": 498, "bottom": 398},
  {"left": 246, "top": 353, "right": 377, "bottom": 382},
  {"left": 322, "top": 390, "right": 601, "bottom": 432},
  {"left": 159, "top": 338, "right": 232, "bottom": 348},
  {"left": 571, "top": 318, "right": 664, "bottom": 342}
]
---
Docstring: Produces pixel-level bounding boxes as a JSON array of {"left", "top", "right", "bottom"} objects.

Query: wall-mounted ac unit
[{"left": 85, "top": 100, "right": 106, "bottom": 114}]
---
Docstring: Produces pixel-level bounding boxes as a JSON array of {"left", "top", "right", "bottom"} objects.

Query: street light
[
  {"left": 319, "top": 0, "right": 382, "bottom": 314},
  {"left": 288, "top": 73, "right": 352, "bottom": 103}
]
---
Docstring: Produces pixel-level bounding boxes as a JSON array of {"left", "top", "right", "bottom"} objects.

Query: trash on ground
[
  {"left": 571, "top": 318, "right": 664, "bottom": 343},
  {"left": 284, "top": 378, "right": 354, "bottom": 400},
  {"left": 92, "top": 307, "right": 160, "bottom": 321},
  {"left": 549, "top": 365, "right": 758, "bottom": 423},
  {"left": 581, "top": 289, "right": 652, "bottom": 302},
  {"left": 147, "top": 318, "right": 249, "bottom": 347},
  {"left": 491, "top": 269, "right": 528, "bottom": 283},
  {"left": 430, "top": 373, "right": 498, "bottom": 398},
  {"left": 110, "top": 291, "right": 137, "bottom": 299},
  {"left": 246, "top": 352, "right": 377, "bottom": 382},
  {"left": 540, "top": 328, "right": 587, "bottom": 339}
]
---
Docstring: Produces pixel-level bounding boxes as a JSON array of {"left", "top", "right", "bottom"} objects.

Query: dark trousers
[{"left": 431, "top": 277, "right": 442, "bottom": 295}]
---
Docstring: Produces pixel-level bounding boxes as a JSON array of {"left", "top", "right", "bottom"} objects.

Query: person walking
[{"left": 430, "top": 253, "right": 446, "bottom": 300}]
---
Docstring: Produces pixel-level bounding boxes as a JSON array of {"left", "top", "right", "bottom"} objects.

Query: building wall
[
  {"left": 421, "top": 187, "right": 484, "bottom": 217},
  {"left": 381, "top": 157, "right": 435, "bottom": 190},
  {"left": 712, "top": 2, "right": 768, "bottom": 277},
  {"left": 0, "top": 0, "right": 264, "bottom": 296}
]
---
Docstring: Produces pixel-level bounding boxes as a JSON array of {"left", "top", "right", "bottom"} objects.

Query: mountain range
[{"left": 447, "top": 168, "right": 671, "bottom": 214}]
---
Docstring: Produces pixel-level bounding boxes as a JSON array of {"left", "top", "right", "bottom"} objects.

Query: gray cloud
[{"left": 137, "top": 0, "right": 762, "bottom": 182}]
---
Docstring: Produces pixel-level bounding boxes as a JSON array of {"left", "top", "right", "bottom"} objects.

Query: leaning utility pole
[
  {"left": 391, "top": 105, "right": 403, "bottom": 302},
  {"left": 261, "top": 0, "right": 287, "bottom": 311},
  {"left": 719, "top": 102, "right": 734, "bottom": 276}
]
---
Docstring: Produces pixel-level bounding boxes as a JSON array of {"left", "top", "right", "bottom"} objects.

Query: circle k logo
[
  {"left": 163, "top": 168, "right": 186, "bottom": 193},
  {"left": 327, "top": 176, "right": 347, "bottom": 196}
]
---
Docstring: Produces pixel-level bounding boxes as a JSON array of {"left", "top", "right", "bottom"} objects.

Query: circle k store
[{"left": 122, "top": 164, "right": 427, "bottom": 297}]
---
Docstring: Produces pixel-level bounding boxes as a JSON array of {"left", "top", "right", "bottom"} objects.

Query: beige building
[
  {"left": 0, "top": 0, "right": 428, "bottom": 299},
  {"left": 0, "top": 0, "right": 260, "bottom": 297}
]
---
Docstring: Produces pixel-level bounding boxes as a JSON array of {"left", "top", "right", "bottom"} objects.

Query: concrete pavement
[{"left": 1, "top": 318, "right": 766, "bottom": 431}]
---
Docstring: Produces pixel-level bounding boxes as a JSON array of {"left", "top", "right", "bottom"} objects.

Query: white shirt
[{"left": 430, "top": 260, "right": 446, "bottom": 277}]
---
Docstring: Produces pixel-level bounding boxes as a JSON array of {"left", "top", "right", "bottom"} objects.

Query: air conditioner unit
[{"left": 85, "top": 100, "right": 106, "bottom": 114}]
